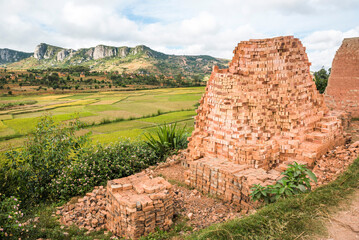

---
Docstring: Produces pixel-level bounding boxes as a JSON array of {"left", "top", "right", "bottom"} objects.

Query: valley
[{"left": 0, "top": 87, "right": 203, "bottom": 151}]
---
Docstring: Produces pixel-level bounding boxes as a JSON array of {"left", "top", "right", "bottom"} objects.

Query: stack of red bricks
[
  {"left": 183, "top": 157, "right": 281, "bottom": 209},
  {"left": 184, "top": 36, "right": 348, "bottom": 207},
  {"left": 106, "top": 172, "right": 174, "bottom": 240},
  {"left": 325, "top": 37, "right": 359, "bottom": 118}
]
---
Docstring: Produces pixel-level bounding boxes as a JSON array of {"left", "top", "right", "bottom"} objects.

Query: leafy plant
[
  {"left": 144, "top": 123, "right": 188, "bottom": 160},
  {"left": 49, "top": 140, "right": 157, "bottom": 200},
  {"left": 0, "top": 115, "right": 90, "bottom": 205},
  {"left": 0, "top": 194, "right": 26, "bottom": 239},
  {"left": 250, "top": 162, "right": 317, "bottom": 203},
  {"left": 313, "top": 67, "right": 330, "bottom": 94}
]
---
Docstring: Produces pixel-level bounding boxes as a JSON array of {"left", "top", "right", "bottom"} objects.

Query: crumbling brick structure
[
  {"left": 184, "top": 36, "right": 347, "bottom": 208},
  {"left": 106, "top": 172, "right": 174, "bottom": 239},
  {"left": 325, "top": 37, "right": 359, "bottom": 118}
]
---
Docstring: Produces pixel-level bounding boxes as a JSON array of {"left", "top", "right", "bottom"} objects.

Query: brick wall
[{"left": 325, "top": 37, "right": 359, "bottom": 118}]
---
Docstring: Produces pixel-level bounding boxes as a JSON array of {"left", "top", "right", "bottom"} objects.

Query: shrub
[
  {"left": 0, "top": 115, "right": 90, "bottom": 204},
  {"left": 144, "top": 123, "right": 189, "bottom": 160},
  {"left": 313, "top": 67, "right": 330, "bottom": 94},
  {"left": 250, "top": 162, "right": 317, "bottom": 203},
  {"left": 0, "top": 115, "right": 163, "bottom": 206},
  {"left": 49, "top": 140, "right": 158, "bottom": 200},
  {"left": 0, "top": 194, "right": 25, "bottom": 239}
]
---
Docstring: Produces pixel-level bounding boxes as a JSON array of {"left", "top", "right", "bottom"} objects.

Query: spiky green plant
[{"left": 144, "top": 123, "right": 188, "bottom": 160}]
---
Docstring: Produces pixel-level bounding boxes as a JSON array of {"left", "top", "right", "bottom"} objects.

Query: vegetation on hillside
[
  {"left": 6, "top": 44, "right": 229, "bottom": 78},
  {"left": 0, "top": 67, "right": 208, "bottom": 95}
]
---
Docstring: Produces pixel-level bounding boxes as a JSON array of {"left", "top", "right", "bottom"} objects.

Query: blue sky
[{"left": 0, "top": 0, "right": 358, "bottom": 70}]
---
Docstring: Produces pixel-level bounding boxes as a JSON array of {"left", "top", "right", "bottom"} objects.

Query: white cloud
[
  {"left": 303, "top": 27, "right": 359, "bottom": 70},
  {"left": 0, "top": 0, "right": 358, "bottom": 70}
]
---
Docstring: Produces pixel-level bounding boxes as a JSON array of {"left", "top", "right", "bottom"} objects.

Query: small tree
[{"left": 313, "top": 67, "right": 330, "bottom": 94}]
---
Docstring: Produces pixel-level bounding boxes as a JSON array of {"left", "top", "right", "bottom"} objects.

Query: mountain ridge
[
  {"left": 0, "top": 48, "right": 33, "bottom": 64},
  {"left": 3, "top": 43, "right": 229, "bottom": 76}
]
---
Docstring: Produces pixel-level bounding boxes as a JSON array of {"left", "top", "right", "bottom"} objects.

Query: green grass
[
  {"left": 59, "top": 93, "right": 94, "bottom": 100},
  {"left": 91, "top": 128, "right": 146, "bottom": 144},
  {"left": 154, "top": 93, "right": 203, "bottom": 102},
  {"left": 89, "top": 120, "right": 153, "bottom": 133},
  {"left": 0, "top": 87, "right": 204, "bottom": 150},
  {"left": 138, "top": 110, "right": 195, "bottom": 124},
  {"left": 84, "top": 104, "right": 120, "bottom": 112},
  {"left": 91, "top": 119, "right": 194, "bottom": 145},
  {"left": 187, "top": 156, "right": 359, "bottom": 240},
  {"left": 0, "top": 115, "right": 12, "bottom": 120},
  {"left": 3, "top": 112, "right": 94, "bottom": 134}
]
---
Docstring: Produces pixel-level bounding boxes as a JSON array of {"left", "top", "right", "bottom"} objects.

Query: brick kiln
[
  {"left": 325, "top": 37, "right": 359, "bottom": 118},
  {"left": 106, "top": 172, "right": 174, "bottom": 239},
  {"left": 184, "top": 36, "right": 347, "bottom": 208}
]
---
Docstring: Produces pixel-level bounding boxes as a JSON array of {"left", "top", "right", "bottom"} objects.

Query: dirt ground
[
  {"left": 149, "top": 164, "right": 247, "bottom": 230},
  {"left": 322, "top": 191, "right": 359, "bottom": 240},
  {"left": 320, "top": 120, "right": 359, "bottom": 240}
]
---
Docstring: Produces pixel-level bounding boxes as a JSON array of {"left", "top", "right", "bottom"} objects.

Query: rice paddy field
[{"left": 0, "top": 87, "right": 204, "bottom": 151}]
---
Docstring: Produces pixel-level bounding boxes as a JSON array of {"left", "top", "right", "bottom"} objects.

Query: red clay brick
[
  {"left": 325, "top": 37, "right": 359, "bottom": 118},
  {"left": 184, "top": 36, "right": 348, "bottom": 208}
]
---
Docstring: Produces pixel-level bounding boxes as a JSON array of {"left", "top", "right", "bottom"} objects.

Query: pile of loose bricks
[
  {"left": 184, "top": 36, "right": 349, "bottom": 209},
  {"left": 325, "top": 37, "right": 359, "bottom": 118},
  {"left": 106, "top": 172, "right": 174, "bottom": 239},
  {"left": 58, "top": 173, "right": 174, "bottom": 240},
  {"left": 58, "top": 186, "right": 107, "bottom": 231}
]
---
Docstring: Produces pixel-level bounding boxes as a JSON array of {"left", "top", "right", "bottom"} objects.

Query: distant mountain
[
  {"left": 7, "top": 43, "right": 229, "bottom": 76},
  {"left": 0, "top": 48, "right": 32, "bottom": 64}
]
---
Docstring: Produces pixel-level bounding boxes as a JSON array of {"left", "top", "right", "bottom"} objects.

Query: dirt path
[
  {"left": 321, "top": 120, "right": 359, "bottom": 240},
  {"left": 323, "top": 191, "right": 359, "bottom": 240}
]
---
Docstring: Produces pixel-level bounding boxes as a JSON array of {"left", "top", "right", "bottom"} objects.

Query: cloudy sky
[{"left": 0, "top": 0, "right": 358, "bottom": 70}]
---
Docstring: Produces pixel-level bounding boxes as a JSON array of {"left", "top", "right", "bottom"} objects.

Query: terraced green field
[{"left": 0, "top": 87, "right": 204, "bottom": 150}]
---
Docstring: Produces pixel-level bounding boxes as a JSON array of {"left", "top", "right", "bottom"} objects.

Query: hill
[
  {"left": 7, "top": 43, "right": 229, "bottom": 76},
  {"left": 0, "top": 48, "right": 33, "bottom": 64}
]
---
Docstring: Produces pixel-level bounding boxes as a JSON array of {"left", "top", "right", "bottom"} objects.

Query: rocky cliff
[
  {"left": 33, "top": 43, "right": 63, "bottom": 60},
  {"left": 0, "top": 48, "right": 32, "bottom": 64},
  {"left": 31, "top": 43, "right": 163, "bottom": 61}
]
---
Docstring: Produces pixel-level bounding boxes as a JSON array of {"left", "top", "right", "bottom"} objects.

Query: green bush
[
  {"left": 0, "top": 115, "right": 90, "bottom": 204},
  {"left": 0, "top": 115, "right": 169, "bottom": 208},
  {"left": 144, "top": 123, "right": 188, "bottom": 160},
  {"left": 250, "top": 162, "right": 317, "bottom": 203},
  {"left": 0, "top": 194, "right": 26, "bottom": 239},
  {"left": 313, "top": 67, "right": 330, "bottom": 94},
  {"left": 49, "top": 140, "right": 157, "bottom": 200}
]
